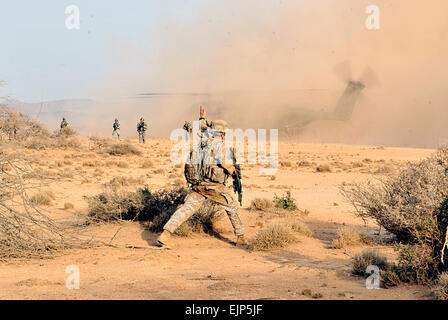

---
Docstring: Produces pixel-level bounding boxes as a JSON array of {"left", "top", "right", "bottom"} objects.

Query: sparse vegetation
[
  {"left": 316, "top": 164, "right": 332, "bottom": 173},
  {"left": 352, "top": 249, "right": 388, "bottom": 275},
  {"left": 86, "top": 187, "right": 223, "bottom": 236},
  {"left": 434, "top": 272, "right": 448, "bottom": 300},
  {"left": 250, "top": 219, "right": 311, "bottom": 251},
  {"left": 0, "top": 152, "right": 85, "bottom": 259},
  {"left": 273, "top": 191, "right": 298, "bottom": 211},
  {"left": 342, "top": 146, "right": 448, "bottom": 285},
  {"left": 105, "top": 143, "right": 142, "bottom": 156},
  {"left": 331, "top": 229, "right": 368, "bottom": 249},
  {"left": 64, "top": 202, "right": 75, "bottom": 210},
  {"left": 54, "top": 126, "right": 78, "bottom": 138},
  {"left": 30, "top": 189, "right": 56, "bottom": 206},
  {"left": 249, "top": 198, "right": 273, "bottom": 211}
]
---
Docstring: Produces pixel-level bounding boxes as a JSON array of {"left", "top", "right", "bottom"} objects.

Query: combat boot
[
  {"left": 157, "top": 230, "right": 172, "bottom": 249},
  {"left": 235, "top": 235, "right": 248, "bottom": 247}
]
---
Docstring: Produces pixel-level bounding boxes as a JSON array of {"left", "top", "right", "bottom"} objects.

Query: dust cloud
[{"left": 92, "top": 0, "right": 448, "bottom": 148}]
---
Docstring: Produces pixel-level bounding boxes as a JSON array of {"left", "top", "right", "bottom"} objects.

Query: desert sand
[{"left": 0, "top": 138, "right": 435, "bottom": 299}]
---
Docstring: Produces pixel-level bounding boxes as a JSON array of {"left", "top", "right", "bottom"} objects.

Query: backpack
[{"left": 184, "top": 151, "right": 202, "bottom": 185}]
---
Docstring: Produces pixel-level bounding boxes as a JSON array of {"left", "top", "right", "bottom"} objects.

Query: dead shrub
[
  {"left": 141, "top": 160, "right": 154, "bottom": 168},
  {"left": 341, "top": 146, "right": 448, "bottom": 284},
  {"left": 434, "top": 272, "right": 448, "bottom": 300},
  {"left": 105, "top": 143, "right": 142, "bottom": 156},
  {"left": 316, "top": 164, "right": 332, "bottom": 173},
  {"left": 64, "top": 202, "right": 75, "bottom": 210},
  {"left": 250, "top": 218, "right": 311, "bottom": 251},
  {"left": 117, "top": 161, "right": 129, "bottom": 168},
  {"left": 250, "top": 222, "right": 297, "bottom": 251},
  {"left": 86, "top": 187, "right": 224, "bottom": 236},
  {"left": 250, "top": 198, "right": 273, "bottom": 211},
  {"left": 89, "top": 136, "right": 110, "bottom": 150},
  {"left": 0, "top": 152, "right": 86, "bottom": 259},
  {"left": 352, "top": 249, "right": 388, "bottom": 275},
  {"left": 53, "top": 126, "right": 78, "bottom": 138},
  {"left": 30, "top": 190, "right": 56, "bottom": 206},
  {"left": 331, "top": 229, "right": 368, "bottom": 249}
]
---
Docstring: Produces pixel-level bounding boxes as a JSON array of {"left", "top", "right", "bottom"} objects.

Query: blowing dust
[{"left": 91, "top": 0, "right": 448, "bottom": 148}]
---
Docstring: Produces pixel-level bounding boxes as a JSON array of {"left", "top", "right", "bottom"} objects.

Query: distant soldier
[
  {"left": 157, "top": 119, "right": 246, "bottom": 249},
  {"left": 183, "top": 120, "right": 192, "bottom": 140},
  {"left": 112, "top": 118, "right": 120, "bottom": 139},
  {"left": 60, "top": 117, "right": 69, "bottom": 130},
  {"left": 137, "top": 117, "right": 148, "bottom": 143}
]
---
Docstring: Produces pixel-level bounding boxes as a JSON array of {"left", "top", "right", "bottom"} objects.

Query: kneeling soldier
[{"left": 157, "top": 120, "right": 246, "bottom": 248}]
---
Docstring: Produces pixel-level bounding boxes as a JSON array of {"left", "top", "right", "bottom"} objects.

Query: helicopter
[{"left": 137, "top": 62, "right": 379, "bottom": 139}]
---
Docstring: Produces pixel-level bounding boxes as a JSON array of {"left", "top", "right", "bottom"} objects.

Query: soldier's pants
[
  {"left": 138, "top": 131, "right": 146, "bottom": 143},
  {"left": 163, "top": 191, "right": 245, "bottom": 236},
  {"left": 112, "top": 129, "right": 120, "bottom": 139}
]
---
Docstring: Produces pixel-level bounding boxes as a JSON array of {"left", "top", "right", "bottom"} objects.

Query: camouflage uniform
[
  {"left": 137, "top": 120, "right": 148, "bottom": 143},
  {"left": 163, "top": 136, "right": 245, "bottom": 236},
  {"left": 60, "top": 119, "right": 68, "bottom": 129},
  {"left": 112, "top": 120, "right": 120, "bottom": 139}
]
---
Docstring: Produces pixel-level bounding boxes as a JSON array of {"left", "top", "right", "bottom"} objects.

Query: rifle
[{"left": 232, "top": 163, "right": 243, "bottom": 206}]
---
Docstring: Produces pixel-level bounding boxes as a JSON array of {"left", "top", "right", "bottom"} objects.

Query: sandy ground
[{"left": 0, "top": 137, "right": 436, "bottom": 299}]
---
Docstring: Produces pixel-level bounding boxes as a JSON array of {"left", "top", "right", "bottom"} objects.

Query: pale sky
[{"left": 0, "top": 0, "right": 208, "bottom": 102}]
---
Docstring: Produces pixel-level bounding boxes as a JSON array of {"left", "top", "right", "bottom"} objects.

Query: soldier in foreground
[
  {"left": 60, "top": 117, "right": 68, "bottom": 130},
  {"left": 157, "top": 120, "right": 247, "bottom": 249},
  {"left": 137, "top": 117, "right": 148, "bottom": 143},
  {"left": 112, "top": 118, "right": 120, "bottom": 139}
]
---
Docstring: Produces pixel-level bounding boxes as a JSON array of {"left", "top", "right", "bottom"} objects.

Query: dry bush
[
  {"left": 53, "top": 126, "right": 78, "bottom": 138},
  {"left": 52, "top": 137, "right": 81, "bottom": 149},
  {"left": 250, "top": 198, "right": 273, "bottom": 211},
  {"left": 382, "top": 244, "right": 438, "bottom": 287},
  {"left": 0, "top": 106, "right": 50, "bottom": 142},
  {"left": 141, "top": 160, "right": 154, "bottom": 168},
  {"left": 352, "top": 249, "right": 388, "bottom": 275},
  {"left": 280, "top": 161, "right": 292, "bottom": 167},
  {"left": 250, "top": 219, "right": 311, "bottom": 251},
  {"left": 341, "top": 148, "right": 448, "bottom": 244},
  {"left": 89, "top": 136, "right": 110, "bottom": 151},
  {"left": 107, "top": 176, "right": 145, "bottom": 187},
  {"left": 316, "top": 164, "right": 332, "bottom": 173},
  {"left": 331, "top": 229, "right": 368, "bottom": 249},
  {"left": 153, "top": 168, "right": 166, "bottom": 174},
  {"left": 0, "top": 151, "right": 85, "bottom": 259},
  {"left": 434, "top": 272, "right": 448, "bottom": 300},
  {"left": 86, "top": 189, "right": 145, "bottom": 222},
  {"left": 64, "top": 202, "right": 74, "bottom": 210},
  {"left": 341, "top": 146, "right": 448, "bottom": 283},
  {"left": 86, "top": 187, "right": 224, "bottom": 236},
  {"left": 117, "top": 161, "right": 129, "bottom": 168},
  {"left": 30, "top": 190, "right": 55, "bottom": 206},
  {"left": 298, "top": 160, "right": 311, "bottom": 167},
  {"left": 105, "top": 143, "right": 142, "bottom": 156},
  {"left": 287, "top": 219, "right": 313, "bottom": 237},
  {"left": 250, "top": 222, "right": 297, "bottom": 251}
]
